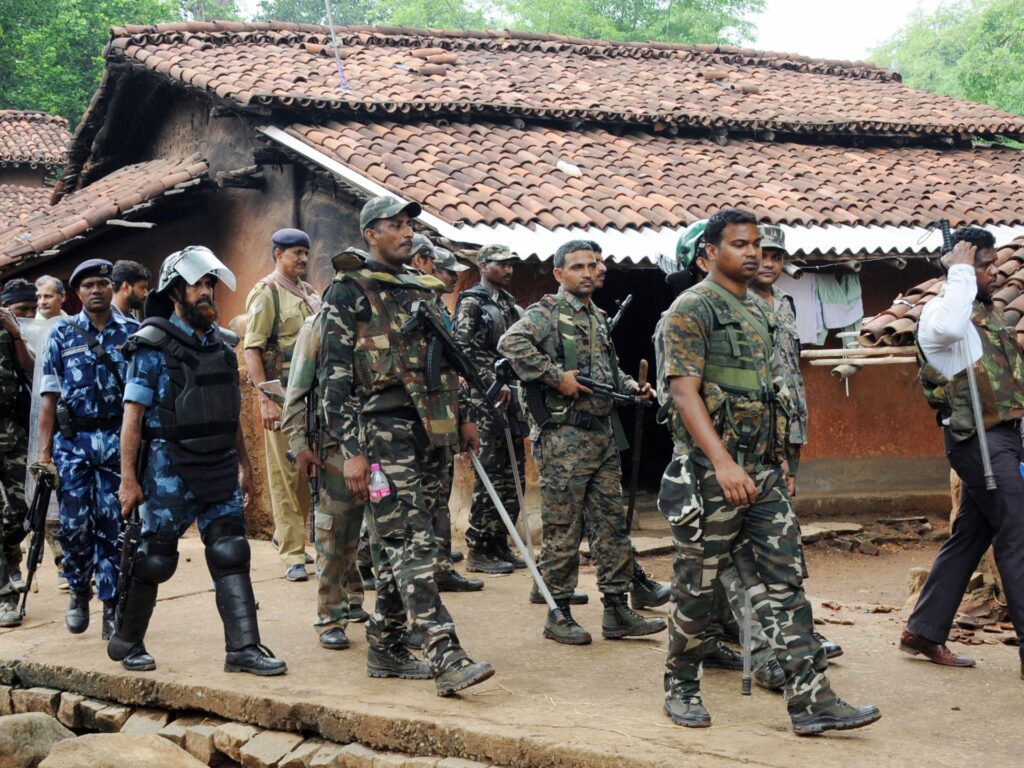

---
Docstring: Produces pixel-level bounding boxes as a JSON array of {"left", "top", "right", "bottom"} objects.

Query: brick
[
  {"left": 0, "top": 684, "right": 13, "bottom": 716},
  {"left": 279, "top": 738, "right": 327, "bottom": 768},
  {"left": 57, "top": 692, "right": 84, "bottom": 729},
  {"left": 309, "top": 744, "right": 347, "bottom": 768},
  {"left": 96, "top": 704, "right": 134, "bottom": 732},
  {"left": 214, "top": 721, "right": 262, "bottom": 762},
  {"left": 185, "top": 720, "right": 225, "bottom": 764},
  {"left": 78, "top": 699, "right": 112, "bottom": 731},
  {"left": 239, "top": 729, "right": 305, "bottom": 767},
  {"left": 121, "top": 708, "right": 172, "bottom": 735},
  {"left": 158, "top": 715, "right": 213, "bottom": 748},
  {"left": 334, "top": 744, "right": 379, "bottom": 768},
  {"left": 11, "top": 686, "right": 61, "bottom": 717}
]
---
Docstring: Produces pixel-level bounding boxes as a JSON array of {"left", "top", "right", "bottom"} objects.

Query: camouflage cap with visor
[
  {"left": 359, "top": 196, "right": 422, "bottom": 230},
  {"left": 758, "top": 223, "right": 787, "bottom": 255},
  {"left": 477, "top": 244, "right": 515, "bottom": 263},
  {"left": 433, "top": 247, "right": 470, "bottom": 273}
]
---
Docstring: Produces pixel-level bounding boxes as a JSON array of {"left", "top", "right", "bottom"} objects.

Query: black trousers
[{"left": 908, "top": 421, "right": 1024, "bottom": 662}]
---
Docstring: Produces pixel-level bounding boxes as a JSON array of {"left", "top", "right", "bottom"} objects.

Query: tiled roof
[
  {"left": 0, "top": 185, "right": 53, "bottom": 228},
  {"left": 0, "top": 155, "right": 207, "bottom": 272},
  {"left": 99, "top": 22, "right": 1024, "bottom": 138},
  {"left": 282, "top": 120, "right": 1024, "bottom": 231},
  {"left": 0, "top": 111, "right": 70, "bottom": 166},
  {"left": 860, "top": 237, "right": 1024, "bottom": 346}
]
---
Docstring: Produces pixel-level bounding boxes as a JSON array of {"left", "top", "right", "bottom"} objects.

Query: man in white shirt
[{"left": 900, "top": 228, "right": 1024, "bottom": 680}]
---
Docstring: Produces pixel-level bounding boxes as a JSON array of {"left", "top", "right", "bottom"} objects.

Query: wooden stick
[
  {"left": 809, "top": 357, "right": 916, "bottom": 366},
  {"left": 801, "top": 346, "right": 916, "bottom": 359}
]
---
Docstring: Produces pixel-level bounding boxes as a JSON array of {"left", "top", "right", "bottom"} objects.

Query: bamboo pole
[
  {"left": 809, "top": 357, "right": 917, "bottom": 366},
  {"left": 801, "top": 346, "right": 916, "bottom": 359}
]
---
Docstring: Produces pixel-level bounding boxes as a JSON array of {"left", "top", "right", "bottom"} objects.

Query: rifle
[
  {"left": 938, "top": 219, "right": 996, "bottom": 490},
  {"left": 17, "top": 470, "right": 56, "bottom": 618},
  {"left": 625, "top": 360, "right": 648, "bottom": 532},
  {"left": 113, "top": 443, "right": 148, "bottom": 634},
  {"left": 607, "top": 294, "right": 633, "bottom": 333},
  {"left": 520, "top": 371, "right": 653, "bottom": 429},
  {"left": 401, "top": 299, "right": 532, "bottom": 551}
]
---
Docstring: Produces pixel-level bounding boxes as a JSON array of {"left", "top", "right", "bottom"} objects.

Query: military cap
[
  {"left": 69, "top": 258, "right": 114, "bottom": 289},
  {"left": 410, "top": 233, "right": 435, "bottom": 258},
  {"left": 359, "top": 196, "right": 421, "bottom": 230},
  {"left": 433, "top": 247, "right": 469, "bottom": 273},
  {"left": 675, "top": 220, "right": 708, "bottom": 270},
  {"left": 332, "top": 246, "right": 368, "bottom": 271},
  {"left": 476, "top": 244, "right": 515, "bottom": 263},
  {"left": 758, "top": 224, "right": 787, "bottom": 254},
  {"left": 272, "top": 228, "right": 311, "bottom": 249}
]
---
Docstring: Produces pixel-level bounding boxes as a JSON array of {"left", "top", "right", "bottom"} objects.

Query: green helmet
[{"left": 675, "top": 219, "right": 708, "bottom": 271}]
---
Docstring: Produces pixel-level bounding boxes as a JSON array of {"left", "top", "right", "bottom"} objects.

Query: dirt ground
[{"left": 1, "top": 525, "right": 1021, "bottom": 768}]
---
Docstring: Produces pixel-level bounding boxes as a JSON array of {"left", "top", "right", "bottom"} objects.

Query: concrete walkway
[{"left": 1, "top": 537, "right": 1019, "bottom": 768}]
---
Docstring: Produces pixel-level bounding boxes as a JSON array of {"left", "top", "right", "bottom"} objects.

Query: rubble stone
[
  {"left": 857, "top": 541, "right": 880, "bottom": 556},
  {"left": 336, "top": 743, "right": 379, "bottom": 767},
  {"left": 121, "top": 709, "right": 172, "bottom": 735},
  {"left": 0, "top": 712, "right": 74, "bottom": 768},
  {"left": 214, "top": 721, "right": 262, "bottom": 762},
  {"left": 57, "top": 693, "right": 84, "bottom": 729},
  {"left": 309, "top": 744, "right": 347, "bottom": 768},
  {"left": 12, "top": 686, "right": 61, "bottom": 717},
  {"left": 279, "top": 738, "right": 327, "bottom": 768},
  {"left": 78, "top": 699, "right": 110, "bottom": 731},
  {"left": 185, "top": 719, "right": 224, "bottom": 764},
  {"left": 158, "top": 716, "right": 214, "bottom": 748},
  {"left": 0, "top": 685, "right": 12, "bottom": 716},
  {"left": 40, "top": 733, "right": 207, "bottom": 768},
  {"left": 436, "top": 759, "right": 489, "bottom": 768},
  {"left": 239, "top": 728, "right": 305, "bottom": 768},
  {"left": 96, "top": 704, "right": 133, "bottom": 732}
]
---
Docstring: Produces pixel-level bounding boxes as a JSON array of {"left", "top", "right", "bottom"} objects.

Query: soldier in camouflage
[
  {"left": 901, "top": 227, "right": 1024, "bottom": 677},
  {"left": 656, "top": 208, "right": 879, "bottom": 735},
  {"left": 453, "top": 244, "right": 529, "bottom": 575},
  {"left": 282, "top": 247, "right": 372, "bottom": 652},
  {"left": 37, "top": 260, "right": 139, "bottom": 639},
  {"left": 498, "top": 240, "right": 666, "bottom": 646},
  {"left": 323, "top": 195, "right": 493, "bottom": 695},
  {"left": 0, "top": 295, "right": 34, "bottom": 627}
]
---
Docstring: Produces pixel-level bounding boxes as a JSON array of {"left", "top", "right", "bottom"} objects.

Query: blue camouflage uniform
[
  {"left": 41, "top": 309, "right": 139, "bottom": 601},
  {"left": 123, "top": 313, "right": 244, "bottom": 538}
]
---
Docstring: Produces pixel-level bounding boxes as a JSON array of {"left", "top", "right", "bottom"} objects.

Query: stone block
[
  {"left": 0, "top": 685, "right": 13, "bottom": 716},
  {"left": 96, "top": 704, "right": 133, "bottom": 732},
  {"left": 78, "top": 699, "right": 111, "bottom": 731},
  {"left": 437, "top": 759, "right": 488, "bottom": 768},
  {"left": 11, "top": 686, "right": 62, "bottom": 717},
  {"left": 214, "top": 721, "right": 262, "bottom": 762},
  {"left": 57, "top": 692, "right": 84, "bottom": 729},
  {"left": 279, "top": 739, "right": 327, "bottom": 768},
  {"left": 159, "top": 716, "right": 214, "bottom": 748},
  {"left": 185, "top": 720, "right": 224, "bottom": 764},
  {"left": 337, "top": 743, "right": 379, "bottom": 768},
  {"left": 122, "top": 708, "right": 173, "bottom": 735},
  {"left": 374, "top": 755, "right": 439, "bottom": 768},
  {"left": 240, "top": 729, "right": 305, "bottom": 767},
  {"left": 309, "top": 744, "right": 347, "bottom": 768}
]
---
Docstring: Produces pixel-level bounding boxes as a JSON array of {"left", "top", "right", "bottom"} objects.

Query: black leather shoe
[
  {"left": 664, "top": 696, "right": 711, "bottom": 728},
  {"left": 349, "top": 606, "right": 370, "bottom": 623},
  {"left": 530, "top": 585, "right": 588, "bottom": 605},
  {"left": 66, "top": 591, "right": 90, "bottom": 634},
  {"left": 101, "top": 601, "right": 116, "bottom": 641},
  {"left": 703, "top": 638, "right": 744, "bottom": 670},
  {"left": 121, "top": 642, "right": 157, "bottom": 672},
  {"left": 319, "top": 628, "right": 350, "bottom": 650},
  {"left": 436, "top": 570, "right": 484, "bottom": 592},
  {"left": 814, "top": 631, "right": 843, "bottom": 660},
  {"left": 224, "top": 644, "right": 287, "bottom": 676}
]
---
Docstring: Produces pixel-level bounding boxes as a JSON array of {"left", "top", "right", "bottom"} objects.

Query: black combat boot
[
  {"left": 435, "top": 657, "right": 495, "bottom": 697},
  {"left": 530, "top": 583, "right": 588, "bottom": 605},
  {"left": 630, "top": 554, "right": 671, "bottom": 609},
  {"left": 319, "top": 627, "right": 350, "bottom": 650},
  {"left": 435, "top": 569, "right": 484, "bottom": 592},
  {"left": 101, "top": 601, "right": 116, "bottom": 640},
  {"left": 120, "top": 643, "right": 157, "bottom": 672},
  {"left": 703, "top": 637, "right": 744, "bottom": 669},
  {"left": 543, "top": 601, "right": 592, "bottom": 645},
  {"left": 107, "top": 577, "right": 159, "bottom": 668},
  {"left": 664, "top": 694, "right": 712, "bottom": 728},
  {"left": 466, "top": 548, "right": 513, "bottom": 575},
  {"left": 601, "top": 594, "right": 667, "bottom": 639},
  {"left": 790, "top": 697, "right": 881, "bottom": 736},
  {"left": 754, "top": 658, "right": 786, "bottom": 692},
  {"left": 65, "top": 591, "right": 90, "bottom": 634},
  {"left": 216, "top": 573, "right": 287, "bottom": 676},
  {"left": 366, "top": 643, "right": 431, "bottom": 680},
  {"left": 494, "top": 542, "right": 526, "bottom": 570}
]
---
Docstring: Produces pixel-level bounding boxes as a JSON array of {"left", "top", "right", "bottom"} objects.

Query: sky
[{"left": 750, "top": 0, "right": 947, "bottom": 62}]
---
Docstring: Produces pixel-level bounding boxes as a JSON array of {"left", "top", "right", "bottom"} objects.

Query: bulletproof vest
[
  {"left": 454, "top": 285, "right": 515, "bottom": 347},
  {"left": 338, "top": 268, "right": 460, "bottom": 447},
  {"left": 684, "top": 282, "right": 787, "bottom": 468},
  {"left": 917, "top": 301, "right": 1024, "bottom": 442},
  {"left": 129, "top": 317, "right": 242, "bottom": 502}
]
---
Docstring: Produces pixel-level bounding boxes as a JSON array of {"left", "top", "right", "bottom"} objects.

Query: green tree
[
  {"left": 256, "top": 0, "right": 394, "bottom": 26},
  {"left": 871, "top": 0, "right": 1024, "bottom": 116},
  {"left": 0, "top": 0, "right": 180, "bottom": 126}
]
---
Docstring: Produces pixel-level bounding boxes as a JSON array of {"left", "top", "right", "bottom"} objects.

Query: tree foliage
[{"left": 871, "top": 0, "right": 1024, "bottom": 116}]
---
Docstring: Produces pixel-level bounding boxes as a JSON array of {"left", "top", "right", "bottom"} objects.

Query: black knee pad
[
  {"left": 133, "top": 536, "right": 179, "bottom": 585},
  {"left": 205, "top": 517, "right": 250, "bottom": 578}
]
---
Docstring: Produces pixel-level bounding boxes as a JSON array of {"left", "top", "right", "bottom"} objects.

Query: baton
[
  {"left": 468, "top": 450, "right": 565, "bottom": 624},
  {"left": 741, "top": 588, "right": 753, "bottom": 695}
]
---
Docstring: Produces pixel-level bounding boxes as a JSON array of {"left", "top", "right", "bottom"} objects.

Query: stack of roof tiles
[
  {"left": 860, "top": 236, "right": 1024, "bottom": 346},
  {"left": 0, "top": 111, "right": 70, "bottom": 167}
]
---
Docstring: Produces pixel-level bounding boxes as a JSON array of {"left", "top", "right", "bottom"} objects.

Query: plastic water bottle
[{"left": 368, "top": 463, "right": 391, "bottom": 502}]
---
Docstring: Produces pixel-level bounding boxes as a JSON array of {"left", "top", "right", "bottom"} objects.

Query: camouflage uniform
[
  {"left": 452, "top": 276, "right": 526, "bottom": 556},
  {"left": 41, "top": 310, "right": 139, "bottom": 602},
  {"left": 497, "top": 288, "right": 635, "bottom": 602},
  {"left": 322, "top": 260, "right": 472, "bottom": 675},
  {"left": 655, "top": 280, "right": 833, "bottom": 715},
  {"left": 282, "top": 309, "right": 364, "bottom": 637},
  {"left": 0, "top": 327, "right": 29, "bottom": 614}
]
